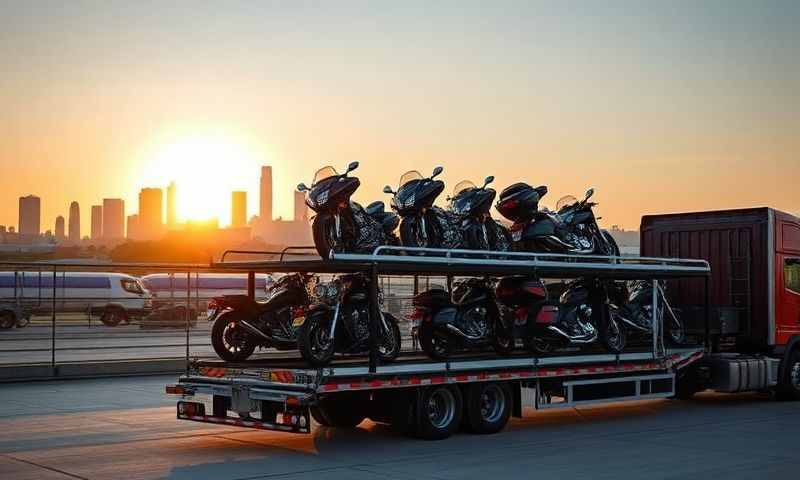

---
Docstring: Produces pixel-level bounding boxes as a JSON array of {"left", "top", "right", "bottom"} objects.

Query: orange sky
[{"left": 1, "top": 2, "right": 798, "bottom": 234}]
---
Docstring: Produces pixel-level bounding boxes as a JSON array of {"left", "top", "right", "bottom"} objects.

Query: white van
[
  {"left": 140, "top": 273, "right": 273, "bottom": 318},
  {"left": 0, "top": 271, "right": 152, "bottom": 326}
]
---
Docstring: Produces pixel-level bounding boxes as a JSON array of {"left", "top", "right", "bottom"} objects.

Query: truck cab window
[{"left": 785, "top": 258, "right": 800, "bottom": 294}]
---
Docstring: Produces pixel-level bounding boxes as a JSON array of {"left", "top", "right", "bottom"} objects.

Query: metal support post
[
  {"left": 51, "top": 266, "right": 57, "bottom": 368},
  {"left": 704, "top": 275, "right": 711, "bottom": 352},
  {"left": 247, "top": 271, "right": 255, "bottom": 300},
  {"left": 652, "top": 279, "right": 659, "bottom": 360},
  {"left": 368, "top": 263, "right": 380, "bottom": 373},
  {"left": 185, "top": 271, "right": 191, "bottom": 374}
]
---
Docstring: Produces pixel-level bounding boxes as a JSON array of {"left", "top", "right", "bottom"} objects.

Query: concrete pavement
[{"left": 0, "top": 375, "right": 798, "bottom": 479}]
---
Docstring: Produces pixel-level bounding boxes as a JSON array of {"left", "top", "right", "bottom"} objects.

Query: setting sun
[{"left": 138, "top": 134, "right": 264, "bottom": 226}]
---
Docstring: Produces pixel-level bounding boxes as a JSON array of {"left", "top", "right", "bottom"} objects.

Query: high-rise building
[
  {"left": 54, "top": 216, "right": 65, "bottom": 239},
  {"left": 294, "top": 190, "right": 308, "bottom": 222},
  {"left": 260, "top": 166, "right": 273, "bottom": 222},
  {"left": 68, "top": 201, "right": 80, "bottom": 243},
  {"left": 90, "top": 205, "right": 103, "bottom": 239},
  {"left": 231, "top": 191, "right": 247, "bottom": 228},
  {"left": 138, "top": 187, "right": 163, "bottom": 239},
  {"left": 126, "top": 214, "right": 140, "bottom": 240},
  {"left": 102, "top": 198, "right": 125, "bottom": 239},
  {"left": 166, "top": 181, "right": 177, "bottom": 229},
  {"left": 18, "top": 195, "right": 41, "bottom": 236}
]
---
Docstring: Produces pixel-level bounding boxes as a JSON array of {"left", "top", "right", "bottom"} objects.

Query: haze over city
[{"left": 1, "top": 1, "right": 798, "bottom": 236}]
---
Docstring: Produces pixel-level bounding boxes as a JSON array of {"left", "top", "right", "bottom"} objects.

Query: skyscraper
[
  {"left": 90, "top": 205, "right": 103, "bottom": 239},
  {"left": 260, "top": 166, "right": 272, "bottom": 222},
  {"left": 102, "top": 198, "right": 125, "bottom": 239},
  {"left": 138, "top": 187, "right": 163, "bottom": 239},
  {"left": 18, "top": 195, "right": 41, "bottom": 236},
  {"left": 294, "top": 190, "right": 308, "bottom": 222},
  {"left": 126, "top": 214, "right": 140, "bottom": 240},
  {"left": 68, "top": 201, "right": 80, "bottom": 243},
  {"left": 231, "top": 191, "right": 247, "bottom": 228},
  {"left": 54, "top": 215, "right": 65, "bottom": 239},
  {"left": 166, "top": 181, "right": 177, "bottom": 229}
]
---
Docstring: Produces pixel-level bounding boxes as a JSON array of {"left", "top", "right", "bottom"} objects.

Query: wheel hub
[
  {"left": 790, "top": 361, "right": 800, "bottom": 389},
  {"left": 427, "top": 389, "right": 455, "bottom": 429}
]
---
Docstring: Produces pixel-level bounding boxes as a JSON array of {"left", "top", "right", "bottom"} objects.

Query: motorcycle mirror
[
  {"left": 383, "top": 185, "right": 395, "bottom": 194},
  {"left": 585, "top": 188, "right": 594, "bottom": 200},
  {"left": 431, "top": 166, "right": 444, "bottom": 178},
  {"left": 346, "top": 161, "right": 359, "bottom": 173},
  {"left": 483, "top": 175, "right": 495, "bottom": 187},
  {"left": 297, "top": 183, "right": 308, "bottom": 192}
]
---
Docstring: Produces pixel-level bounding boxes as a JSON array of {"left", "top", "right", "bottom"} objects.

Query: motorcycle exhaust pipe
[
  {"left": 445, "top": 323, "right": 486, "bottom": 341},
  {"left": 239, "top": 320, "right": 275, "bottom": 342},
  {"left": 546, "top": 325, "right": 598, "bottom": 344}
]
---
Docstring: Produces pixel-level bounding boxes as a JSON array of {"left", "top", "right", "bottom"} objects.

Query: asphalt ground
[{"left": 0, "top": 375, "right": 797, "bottom": 479}]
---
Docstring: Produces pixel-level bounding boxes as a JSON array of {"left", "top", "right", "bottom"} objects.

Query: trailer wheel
[
  {"left": 416, "top": 385, "right": 462, "bottom": 440},
  {"left": 464, "top": 382, "right": 511, "bottom": 434},
  {"left": 777, "top": 347, "right": 800, "bottom": 401},
  {"left": 100, "top": 307, "right": 127, "bottom": 327},
  {"left": 311, "top": 394, "right": 366, "bottom": 428}
]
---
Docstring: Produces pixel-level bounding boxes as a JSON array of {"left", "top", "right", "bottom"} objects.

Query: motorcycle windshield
[
  {"left": 312, "top": 166, "right": 339, "bottom": 186},
  {"left": 398, "top": 170, "right": 423, "bottom": 189},
  {"left": 556, "top": 195, "right": 578, "bottom": 213},
  {"left": 452, "top": 180, "right": 477, "bottom": 197}
]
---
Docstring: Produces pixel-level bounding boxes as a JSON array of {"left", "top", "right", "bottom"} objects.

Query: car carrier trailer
[{"left": 167, "top": 245, "right": 799, "bottom": 440}]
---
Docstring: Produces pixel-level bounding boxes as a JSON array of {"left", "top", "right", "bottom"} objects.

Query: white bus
[{"left": 0, "top": 271, "right": 152, "bottom": 326}]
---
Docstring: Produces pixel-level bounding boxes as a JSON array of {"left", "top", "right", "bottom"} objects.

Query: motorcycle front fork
[{"left": 326, "top": 300, "right": 391, "bottom": 343}]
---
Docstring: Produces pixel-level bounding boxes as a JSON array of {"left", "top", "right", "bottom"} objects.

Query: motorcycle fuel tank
[{"left": 495, "top": 276, "right": 548, "bottom": 306}]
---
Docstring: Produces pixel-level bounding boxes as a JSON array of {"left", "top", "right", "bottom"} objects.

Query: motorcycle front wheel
[
  {"left": 418, "top": 321, "right": 452, "bottom": 360},
  {"left": 377, "top": 313, "right": 402, "bottom": 362},
  {"left": 602, "top": 315, "right": 627, "bottom": 353},
  {"left": 492, "top": 317, "right": 515, "bottom": 355},
  {"left": 463, "top": 222, "right": 490, "bottom": 251},
  {"left": 312, "top": 212, "right": 350, "bottom": 260},
  {"left": 667, "top": 314, "right": 686, "bottom": 345},
  {"left": 211, "top": 313, "right": 257, "bottom": 362},
  {"left": 298, "top": 311, "right": 336, "bottom": 366}
]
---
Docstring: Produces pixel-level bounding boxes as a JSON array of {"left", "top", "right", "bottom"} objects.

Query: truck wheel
[
  {"left": 0, "top": 311, "right": 15, "bottom": 330},
  {"left": 464, "top": 382, "right": 511, "bottom": 434},
  {"left": 778, "top": 348, "right": 800, "bottom": 401},
  {"left": 416, "top": 385, "right": 462, "bottom": 440},
  {"left": 101, "top": 307, "right": 127, "bottom": 327},
  {"left": 311, "top": 394, "right": 366, "bottom": 428}
]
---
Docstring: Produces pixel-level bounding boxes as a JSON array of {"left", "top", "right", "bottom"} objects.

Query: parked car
[{"left": 0, "top": 271, "right": 152, "bottom": 326}]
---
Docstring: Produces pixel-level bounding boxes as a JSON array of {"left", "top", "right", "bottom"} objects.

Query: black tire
[
  {"left": 211, "top": 312, "right": 256, "bottom": 362},
  {"left": 312, "top": 212, "right": 350, "bottom": 260},
  {"left": 601, "top": 229, "right": 621, "bottom": 258},
  {"left": 524, "top": 334, "right": 555, "bottom": 355},
  {"left": 400, "top": 216, "right": 431, "bottom": 248},
  {"left": 416, "top": 385, "right": 463, "bottom": 440},
  {"left": 377, "top": 313, "right": 402, "bottom": 362},
  {"left": 298, "top": 310, "right": 335, "bottom": 366},
  {"left": 667, "top": 314, "right": 686, "bottom": 346},
  {"left": 311, "top": 394, "right": 366, "bottom": 428},
  {"left": 602, "top": 314, "right": 626, "bottom": 353},
  {"left": 0, "top": 311, "right": 15, "bottom": 330},
  {"left": 101, "top": 307, "right": 127, "bottom": 327},
  {"left": 418, "top": 321, "right": 452, "bottom": 360},
  {"left": 673, "top": 365, "right": 702, "bottom": 400},
  {"left": 492, "top": 317, "right": 515, "bottom": 356},
  {"left": 463, "top": 222, "right": 490, "bottom": 251},
  {"left": 777, "top": 347, "right": 800, "bottom": 401},
  {"left": 464, "top": 382, "right": 512, "bottom": 434}
]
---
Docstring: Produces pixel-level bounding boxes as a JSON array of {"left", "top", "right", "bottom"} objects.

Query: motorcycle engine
[
  {"left": 349, "top": 307, "right": 370, "bottom": 341},
  {"left": 462, "top": 306, "right": 489, "bottom": 338},
  {"left": 566, "top": 231, "right": 593, "bottom": 250}
]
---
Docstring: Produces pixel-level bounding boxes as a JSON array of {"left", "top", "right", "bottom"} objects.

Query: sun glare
[{"left": 139, "top": 134, "right": 263, "bottom": 226}]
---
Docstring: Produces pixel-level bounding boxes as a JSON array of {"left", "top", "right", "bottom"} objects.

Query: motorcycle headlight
[
  {"left": 314, "top": 190, "right": 329, "bottom": 207},
  {"left": 402, "top": 193, "right": 415, "bottom": 208},
  {"left": 451, "top": 201, "right": 471, "bottom": 216}
]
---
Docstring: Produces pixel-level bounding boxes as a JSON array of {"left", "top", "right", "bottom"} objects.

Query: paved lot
[{"left": 0, "top": 375, "right": 797, "bottom": 479}]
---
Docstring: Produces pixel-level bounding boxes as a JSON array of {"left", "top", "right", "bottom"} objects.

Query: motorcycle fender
[
  {"left": 432, "top": 307, "right": 458, "bottom": 327},
  {"left": 535, "top": 305, "right": 559, "bottom": 324}
]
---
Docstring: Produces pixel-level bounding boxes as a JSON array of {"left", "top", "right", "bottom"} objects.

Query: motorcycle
[
  {"left": 364, "top": 200, "right": 400, "bottom": 246},
  {"left": 611, "top": 280, "right": 685, "bottom": 345},
  {"left": 298, "top": 161, "right": 390, "bottom": 259},
  {"left": 497, "top": 184, "right": 618, "bottom": 256},
  {"left": 410, "top": 277, "right": 514, "bottom": 359},
  {"left": 495, "top": 276, "right": 626, "bottom": 354},
  {"left": 209, "top": 273, "right": 315, "bottom": 362},
  {"left": 383, "top": 166, "right": 462, "bottom": 249},
  {"left": 297, "top": 273, "right": 401, "bottom": 366},
  {"left": 448, "top": 176, "right": 511, "bottom": 251}
]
